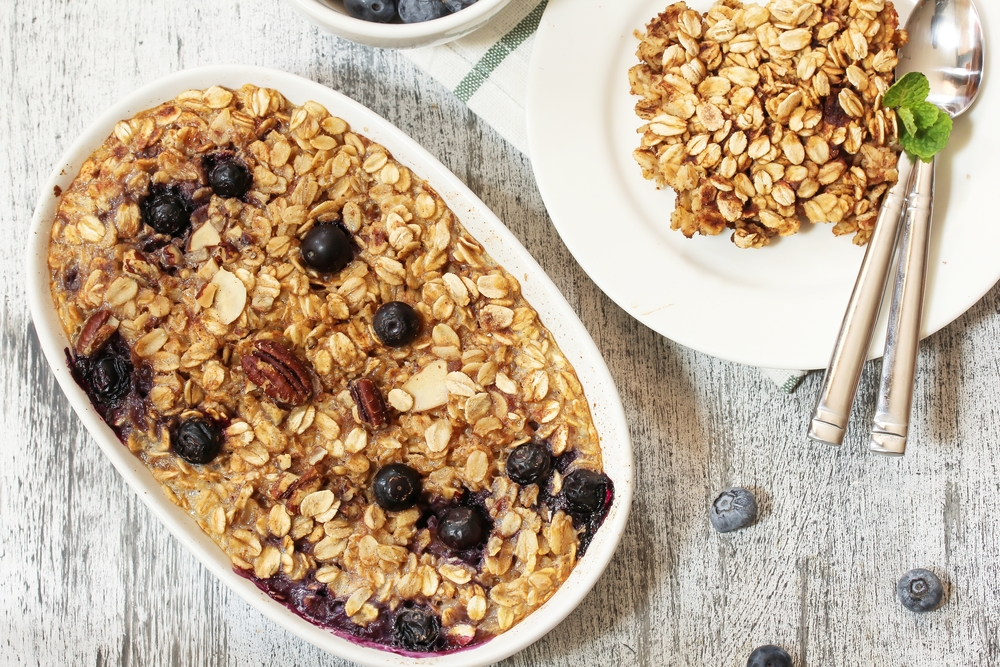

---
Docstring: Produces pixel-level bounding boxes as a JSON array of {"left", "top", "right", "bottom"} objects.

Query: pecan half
[
  {"left": 75, "top": 309, "right": 119, "bottom": 356},
  {"left": 242, "top": 340, "right": 315, "bottom": 406},
  {"left": 350, "top": 377, "right": 388, "bottom": 427}
]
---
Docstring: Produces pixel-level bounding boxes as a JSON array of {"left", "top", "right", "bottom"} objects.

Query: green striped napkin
[{"left": 400, "top": 0, "right": 808, "bottom": 393}]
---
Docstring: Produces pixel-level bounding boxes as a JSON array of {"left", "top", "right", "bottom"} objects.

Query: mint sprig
[{"left": 882, "top": 72, "right": 952, "bottom": 163}]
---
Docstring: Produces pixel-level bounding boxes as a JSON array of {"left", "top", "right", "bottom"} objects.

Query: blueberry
[
  {"left": 563, "top": 469, "right": 611, "bottom": 516},
  {"left": 710, "top": 487, "right": 758, "bottom": 533},
  {"left": 897, "top": 568, "right": 944, "bottom": 612},
  {"left": 87, "top": 352, "right": 132, "bottom": 404},
  {"left": 747, "top": 645, "right": 792, "bottom": 667},
  {"left": 344, "top": 0, "right": 397, "bottom": 22},
  {"left": 438, "top": 506, "right": 488, "bottom": 550},
  {"left": 505, "top": 443, "right": 552, "bottom": 487},
  {"left": 373, "top": 301, "right": 421, "bottom": 347},
  {"left": 173, "top": 417, "right": 223, "bottom": 464},
  {"left": 207, "top": 157, "right": 252, "bottom": 199},
  {"left": 373, "top": 463, "right": 422, "bottom": 512},
  {"left": 141, "top": 186, "right": 190, "bottom": 237},
  {"left": 442, "top": 0, "right": 477, "bottom": 11},
  {"left": 398, "top": 0, "right": 448, "bottom": 23},
  {"left": 300, "top": 224, "right": 352, "bottom": 274},
  {"left": 393, "top": 608, "right": 440, "bottom": 652}
]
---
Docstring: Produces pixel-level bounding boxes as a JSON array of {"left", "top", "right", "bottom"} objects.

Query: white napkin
[{"left": 400, "top": 0, "right": 808, "bottom": 392}]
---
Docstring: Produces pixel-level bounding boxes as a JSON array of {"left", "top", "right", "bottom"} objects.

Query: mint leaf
[
  {"left": 883, "top": 72, "right": 930, "bottom": 109},
  {"left": 910, "top": 101, "right": 940, "bottom": 130},
  {"left": 882, "top": 71, "right": 952, "bottom": 162},
  {"left": 897, "top": 107, "right": 918, "bottom": 136},
  {"left": 900, "top": 113, "right": 953, "bottom": 163}
]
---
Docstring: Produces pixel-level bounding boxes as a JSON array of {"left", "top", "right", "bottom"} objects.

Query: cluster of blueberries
[
  {"left": 374, "top": 446, "right": 609, "bottom": 651},
  {"left": 344, "top": 0, "right": 478, "bottom": 24},
  {"left": 710, "top": 487, "right": 946, "bottom": 667}
]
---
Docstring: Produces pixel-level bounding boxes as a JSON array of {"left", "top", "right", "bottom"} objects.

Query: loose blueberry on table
[
  {"left": 48, "top": 85, "right": 612, "bottom": 657},
  {"left": 710, "top": 487, "right": 758, "bottom": 533},
  {"left": 747, "top": 645, "right": 793, "bottom": 667},
  {"left": 897, "top": 568, "right": 944, "bottom": 612},
  {"left": 206, "top": 154, "right": 252, "bottom": 199}
]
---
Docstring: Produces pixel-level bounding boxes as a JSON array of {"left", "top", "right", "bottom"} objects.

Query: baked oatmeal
[
  {"left": 630, "top": 0, "right": 908, "bottom": 248},
  {"left": 46, "top": 84, "right": 614, "bottom": 654}
]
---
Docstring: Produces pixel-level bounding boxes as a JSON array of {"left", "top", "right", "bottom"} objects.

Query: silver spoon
[{"left": 869, "top": 0, "right": 985, "bottom": 455}]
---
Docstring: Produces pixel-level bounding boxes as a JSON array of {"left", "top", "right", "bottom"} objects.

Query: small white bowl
[
  {"left": 26, "top": 65, "right": 633, "bottom": 667},
  {"left": 283, "top": 0, "right": 513, "bottom": 49}
]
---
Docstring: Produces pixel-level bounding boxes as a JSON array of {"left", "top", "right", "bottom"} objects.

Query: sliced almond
[
  {"left": 210, "top": 268, "right": 246, "bottom": 324},
  {"left": 401, "top": 359, "right": 448, "bottom": 412},
  {"left": 196, "top": 282, "right": 218, "bottom": 309},
  {"left": 188, "top": 222, "right": 221, "bottom": 252}
]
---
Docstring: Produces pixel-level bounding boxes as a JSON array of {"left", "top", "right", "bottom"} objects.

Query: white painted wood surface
[{"left": 2, "top": 1, "right": 999, "bottom": 665}]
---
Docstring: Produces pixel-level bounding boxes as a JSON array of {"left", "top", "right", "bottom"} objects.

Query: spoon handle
[
  {"left": 870, "top": 156, "right": 936, "bottom": 456},
  {"left": 808, "top": 153, "right": 915, "bottom": 446}
]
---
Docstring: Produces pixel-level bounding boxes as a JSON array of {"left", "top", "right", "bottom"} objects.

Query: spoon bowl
[{"left": 897, "top": 0, "right": 986, "bottom": 118}]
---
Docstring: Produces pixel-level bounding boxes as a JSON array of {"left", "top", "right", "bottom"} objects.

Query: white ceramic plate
[
  {"left": 527, "top": 0, "right": 998, "bottom": 370},
  {"left": 25, "top": 65, "right": 632, "bottom": 667}
]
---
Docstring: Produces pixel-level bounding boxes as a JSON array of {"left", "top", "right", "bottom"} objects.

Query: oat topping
[
  {"left": 629, "top": 0, "right": 908, "bottom": 247},
  {"left": 46, "top": 84, "right": 612, "bottom": 654}
]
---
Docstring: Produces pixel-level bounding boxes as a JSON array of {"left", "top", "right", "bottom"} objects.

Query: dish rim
[{"left": 25, "top": 64, "right": 633, "bottom": 667}]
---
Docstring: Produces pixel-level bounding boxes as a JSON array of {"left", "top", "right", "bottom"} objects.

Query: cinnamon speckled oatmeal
[
  {"left": 630, "top": 0, "right": 907, "bottom": 248},
  {"left": 46, "top": 84, "right": 613, "bottom": 655}
]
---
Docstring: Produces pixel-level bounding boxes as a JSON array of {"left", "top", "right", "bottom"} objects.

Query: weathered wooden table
[{"left": 3, "top": 1, "right": 999, "bottom": 665}]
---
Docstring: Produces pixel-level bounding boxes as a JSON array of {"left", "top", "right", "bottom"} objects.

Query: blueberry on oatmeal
[
  {"left": 47, "top": 84, "right": 613, "bottom": 656},
  {"left": 344, "top": 0, "right": 397, "bottom": 22},
  {"left": 563, "top": 469, "right": 611, "bottom": 516},
  {"left": 438, "top": 506, "right": 489, "bottom": 550},
  {"left": 141, "top": 185, "right": 190, "bottom": 237},
  {"left": 172, "top": 417, "right": 223, "bottom": 465},
  {"left": 207, "top": 155, "right": 252, "bottom": 199},
  {"left": 373, "top": 301, "right": 420, "bottom": 347},
  {"left": 373, "top": 463, "right": 422, "bottom": 511},
  {"left": 88, "top": 353, "right": 132, "bottom": 405},
  {"left": 300, "top": 223, "right": 352, "bottom": 274},
  {"left": 505, "top": 442, "right": 552, "bottom": 487},
  {"left": 393, "top": 608, "right": 441, "bottom": 652}
]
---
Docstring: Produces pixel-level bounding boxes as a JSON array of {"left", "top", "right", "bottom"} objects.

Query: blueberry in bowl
[
  {"left": 398, "top": 0, "right": 451, "bottom": 23},
  {"left": 344, "top": 0, "right": 397, "bottom": 22}
]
